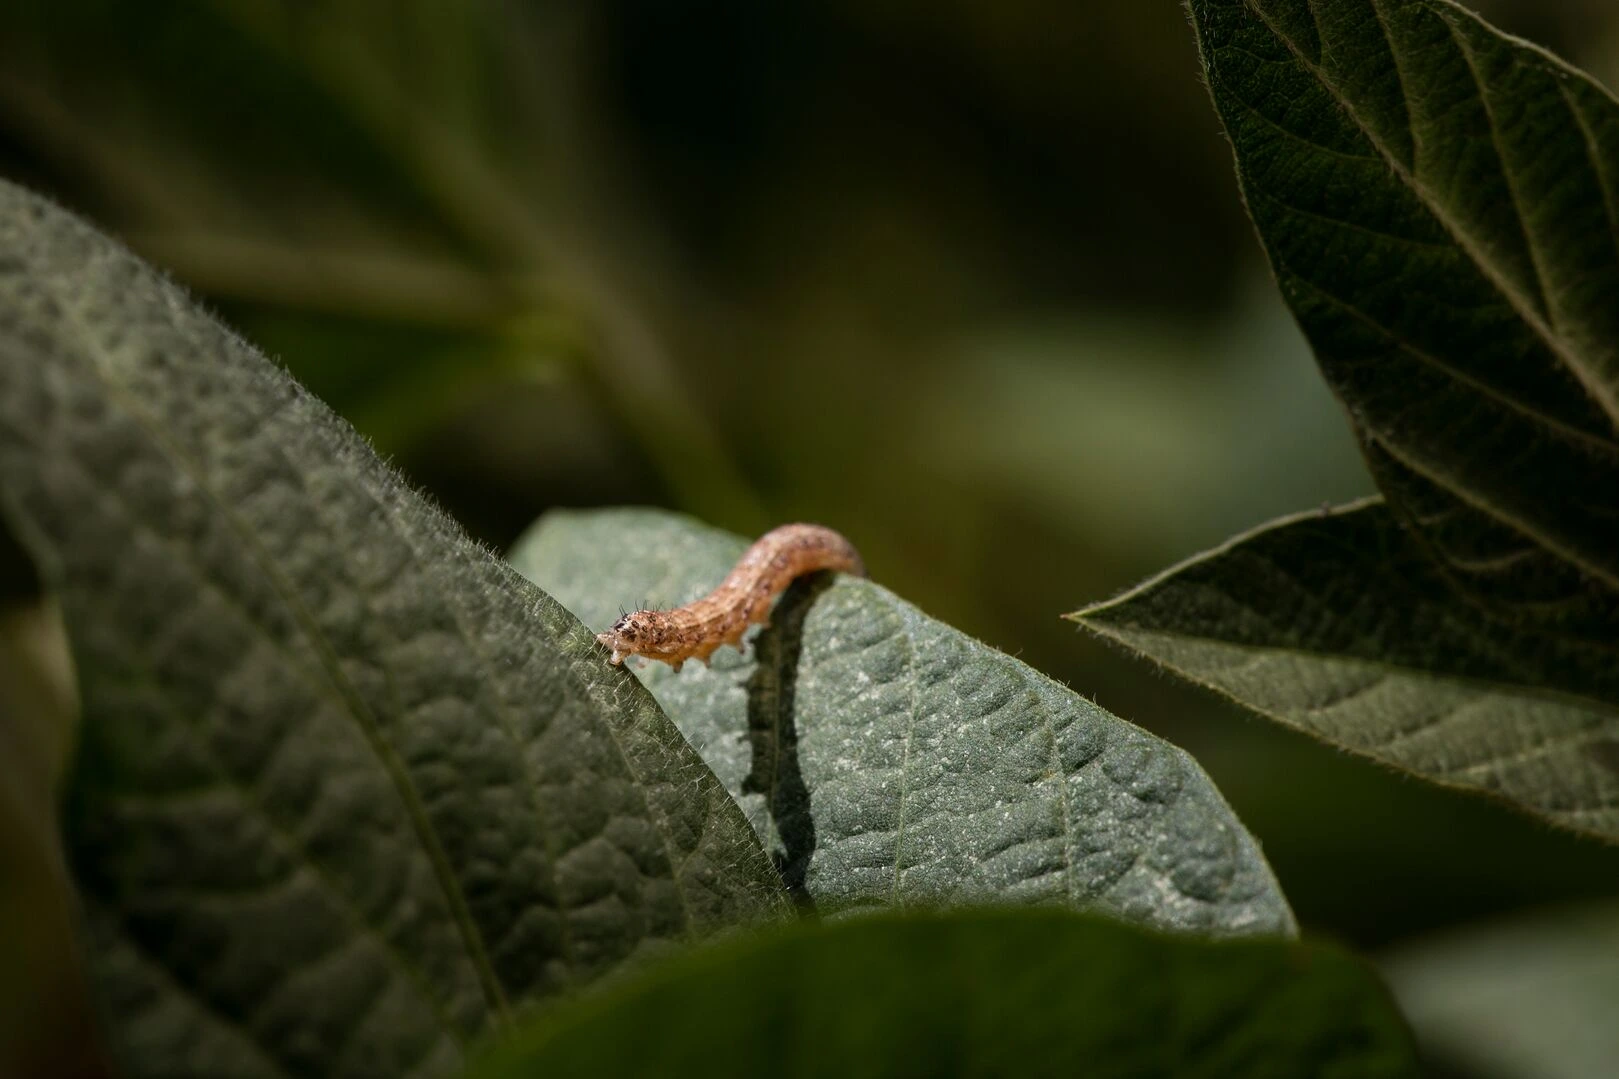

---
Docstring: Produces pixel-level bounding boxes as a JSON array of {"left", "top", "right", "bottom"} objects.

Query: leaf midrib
[
  {"left": 1280, "top": 271, "right": 1619, "bottom": 460},
  {"left": 13, "top": 412, "right": 476, "bottom": 1043},
  {"left": 1369, "top": 433, "right": 1619, "bottom": 593},
  {"left": 96, "top": 660, "right": 469, "bottom": 1053},
  {"left": 375, "top": 512, "right": 588, "bottom": 990},
  {"left": 888, "top": 595, "right": 919, "bottom": 905},
  {"left": 1076, "top": 579, "right": 1619, "bottom": 722},
  {"left": 1239, "top": 0, "right": 1619, "bottom": 426},
  {"left": 1080, "top": 615, "right": 1619, "bottom": 799},
  {"left": 1557, "top": 80, "right": 1619, "bottom": 287},
  {"left": 53, "top": 293, "right": 513, "bottom": 1025}
]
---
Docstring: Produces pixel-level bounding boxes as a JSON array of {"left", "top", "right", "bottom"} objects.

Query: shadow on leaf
[{"left": 742, "top": 572, "right": 833, "bottom": 909}]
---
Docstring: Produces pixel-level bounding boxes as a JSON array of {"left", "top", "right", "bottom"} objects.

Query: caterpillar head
[{"left": 596, "top": 610, "right": 671, "bottom": 665}]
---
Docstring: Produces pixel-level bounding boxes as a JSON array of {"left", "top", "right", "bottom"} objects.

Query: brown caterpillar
[{"left": 596, "top": 523, "right": 864, "bottom": 671}]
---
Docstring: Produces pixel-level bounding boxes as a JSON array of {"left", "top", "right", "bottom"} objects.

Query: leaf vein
[
  {"left": 85, "top": 576, "right": 471, "bottom": 1047},
  {"left": 53, "top": 330, "right": 511, "bottom": 1024},
  {"left": 1370, "top": 434, "right": 1619, "bottom": 591},
  {"left": 548, "top": 609, "right": 700, "bottom": 936},
  {"left": 105, "top": 916, "right": 300, "bottom": 1079},
  {"left": 1285, "top": 271, "right": 1619, "bottom": 457},
  {"left": 1557, "top": 78, "right": 1619, "bottom": 323},
  {"left": 1438, "top": 12, "right": 1556, "bottom": 325},
  {"left": 373, "top": 499, "right": 585, "bottom": 995},
  {"left": 1448, "top": 720, "right": 1614, "bottom": 779},
  {"left": 1238, "top": 0, "right": 1619, "bottom": 425},
  {"left": 1251, "top": 184, "right": 1454, "bottom": 249},
  {"left": 889, "top": 599, "right": 920, "bottom": 904}
]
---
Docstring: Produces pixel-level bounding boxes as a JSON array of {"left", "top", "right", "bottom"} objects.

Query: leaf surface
[
  {"left": 511, "top": 509, "right": 1294, "bottom": 936},
  {"left": 1189, "top": 0, "right": 1619, "bottom": 623},
  {"left": 1073, "top": 500, "right": 1619, "bottom": 839},
  {"left": 0, "top": 180, "right": 787, "bottom": 1079},
  {"left": 469, "top": 909, "right": 1419, "bottom": 1079}
]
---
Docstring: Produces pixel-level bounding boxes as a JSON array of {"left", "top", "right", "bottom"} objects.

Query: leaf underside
[
  {"left": 1132, "top": 0, "right": 1619, "bottom": 837},
  {"left": 1074, "top": 500, "right": 1619, "bottom": 840},
  {"left": 511, "top": 509, "right": 1296, "bottom": 937},
  {"left": 470, "top": 910, "right": 1420, "bottom": 1079},
  {"left": 1191, "top": 0, "right": 1619, "bottom": 624},
  {"left": 0, "top": 180, "right": 787, "bottom": 1079}
]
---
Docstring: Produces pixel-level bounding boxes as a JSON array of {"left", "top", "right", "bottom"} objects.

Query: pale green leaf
[
  {"left": 469, "top": 909, "right": 1420, "bottom": 1079},
  {"left": 0, "top": 179, "right": 788, "bottom": 1079},
  {"left": 510, "top": 509, "right": 1295, "bottom": 937},
  {"left": 1073, "top": 500, "right": 1619, "bottom": 840},
  {"left": 1190, "top": 0, "right": 1619, "bottom": 624},
  {"left": 1382, "top": 902, "right": 1619, "bottom": 1079}
]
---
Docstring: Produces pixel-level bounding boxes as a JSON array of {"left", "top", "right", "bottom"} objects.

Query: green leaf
[
  {"left": 1072, "top": 500, "right": 1619, "bottom": 840},
  {"left": 0, "top": 179, "right": 788, "bottom": 1078},
  {"left": 1188, "top": 0, "right": 1619, "bottom": 624},
  {"left": 1382, "top": 901, "right": 1619, "bottom": 1079},
  {"left": 468, "top": 909, "right": 1420, "bottom": 1079},
  {"left": 510, "top": 509, "right": 1295, "bottom": 936}
]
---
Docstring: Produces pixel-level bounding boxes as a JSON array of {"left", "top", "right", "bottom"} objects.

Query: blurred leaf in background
[
  {"left": 1382, "top": 900, "right": 1619, "bottom": 1079},
  {"left": 471, "top": 909, "right": 1420, "bottom": 1079}
]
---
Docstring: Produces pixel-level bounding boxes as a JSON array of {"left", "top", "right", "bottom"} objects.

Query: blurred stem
[
  {"left": 126, "top": 231, "right": 525, "bottom": 328},
  {"left": 121, "top": 224, "right": 768, "bottom": 529},
  {"left": 350, "top": 318, "right": 580, "bottom": 455},
  {"left": 204, "top": 0, "right": 767, "bottom": 531},
  {"left": 0, "top": 68, "right": 199, "bottom": 226}
]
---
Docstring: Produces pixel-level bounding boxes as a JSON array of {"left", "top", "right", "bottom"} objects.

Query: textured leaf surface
[
  {"left": 1190, "top": 0, "right": 1619, "bottom": 624},
  {"left": 1382, "top": 902, "right": 1619, "bottom": 1079},
  {"left": 470, "top": 909, "right": 1419, "bottom": 1079},
  {"left": 0, "top": 180, "right": 787, "bottom": 1079},
  {"left": 511, "top": 509, "right": 1294, "bottom": 936},
  {"left": 1073, "top": 500, "right": 1619, "bottom": 839}
]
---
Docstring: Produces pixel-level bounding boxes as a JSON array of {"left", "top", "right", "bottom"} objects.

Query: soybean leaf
[
  {"left": 0, "top": 180, "right": 788, "bottom": 1079},
  {"left": 468, "top": 909, "right": 1419, "bottom": 1079},
  {"left": 510, "top": 509, "right": 1295, "bottom": 937},
  {"left": 1382, "top": 901, "right": 1619, "bottom": 1079},
  {"left": 1073, "top": 500, "right": 1619, "bottom": 840},
  {"left": 1189, "top": 0, "right": 1619, "bottom": 626}
]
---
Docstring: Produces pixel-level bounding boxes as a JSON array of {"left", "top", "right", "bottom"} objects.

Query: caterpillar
[{"left": 596, "top": 523, "right": 865, "bottom": 671}]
